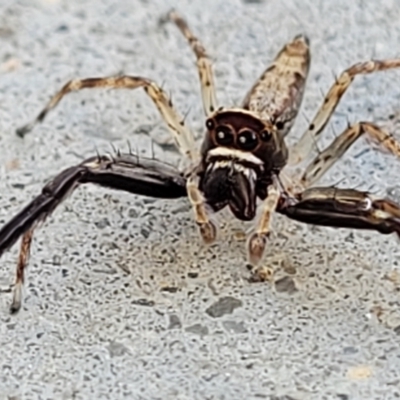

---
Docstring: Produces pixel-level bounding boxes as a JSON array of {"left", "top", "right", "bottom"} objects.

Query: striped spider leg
[
  {"left": 292, "top": 62, "right": 400, "bottom": 196},
  {"left": 17, "top": 77, "right": 199, "bottom": 162},
  {"left": 289, "top": 59, "right": 400, "bottom": 167},
  {"left": 160, "top": 10, "right": 218, "bottom": 116}
]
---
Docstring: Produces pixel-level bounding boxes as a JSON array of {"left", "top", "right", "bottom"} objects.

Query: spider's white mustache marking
[
  {"left": 206, "top": 147, "right": 264, "bottom": 166},
  {"left": 207, "top": 161, "right": 258, "bottom": 181}
]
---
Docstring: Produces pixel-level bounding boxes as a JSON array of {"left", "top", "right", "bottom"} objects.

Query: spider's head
[{"left": 199, "top": 109, "right": 288, "bottom": 221}]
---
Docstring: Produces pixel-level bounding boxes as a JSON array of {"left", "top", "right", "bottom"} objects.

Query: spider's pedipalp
[
  {"left": 186, "top": 173, "right": 218, "bottom": 244},
  {"left": 291, "top": 59, "right": 400, "bottom": 164},
  {"left": 247, "top": 183, "right": 280, "bottom": 267},
  {"left": 1, "top": 154, "right": 187, "bottom": 313},
  {"left": 16, "top": 76, "right": 199, "bottom": 162}
]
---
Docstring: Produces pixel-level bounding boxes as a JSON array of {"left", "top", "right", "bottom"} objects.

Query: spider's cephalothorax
[
  {"left": 198, "top": 110, "right": 288, "bottom": 221},
  {"left": 2, "top": 11, "right": 400, "bottom": 313}
]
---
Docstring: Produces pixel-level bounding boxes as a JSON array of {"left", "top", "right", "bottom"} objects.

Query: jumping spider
[{"left": 1, "top": 11, "right": 400, "bottom": 313}]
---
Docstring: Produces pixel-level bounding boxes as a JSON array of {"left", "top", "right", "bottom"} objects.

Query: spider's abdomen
[{"left": 242, "top": 34, "right": 310, "bottom": 137}]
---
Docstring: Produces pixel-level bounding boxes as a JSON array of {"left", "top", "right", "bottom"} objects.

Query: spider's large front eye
[
  {"left": 237, "top": 130, "right": 258, "bottom": 151},
  {"left": 215, "top": 126, "right": 234, "bottom": 146}
]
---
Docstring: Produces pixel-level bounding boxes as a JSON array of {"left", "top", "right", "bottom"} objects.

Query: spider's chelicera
[{"left": 2, "top": 11, "right": 400, "bottom": 313}]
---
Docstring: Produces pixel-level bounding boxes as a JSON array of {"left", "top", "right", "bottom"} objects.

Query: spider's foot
[
  {"left": 158, "top": 9, "right": 175, "bottom": 26},
  {"left": 198, "top": 220, "right": 217, "bottom": 244},
  {"left": 10, "top": 283, "right": 22, "bottom": 314},
  {"left": 247, "top": 232, "right": 269, "bottom": 266},
  {"left": 293, "top": 34, "right": 310, "bottom": 46},
  {"left": 16, "top": 122, "right": 34, "bottom": 138},
  {"left": 248, "top": 265, "right": 274, "bottom": 283}
]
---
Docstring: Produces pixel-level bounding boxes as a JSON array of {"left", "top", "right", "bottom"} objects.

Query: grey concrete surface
[{"left": 1, "top": 0, "right": 400, "bottom": 399}]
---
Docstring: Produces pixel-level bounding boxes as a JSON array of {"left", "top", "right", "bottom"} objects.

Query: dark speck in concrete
[
  {"left": 95, "top": 218, "right": 110, "bottom": 229},
  {"left": 107, "top": 341, "right": 130, "bottom": 357},
  {"left": 205, "top": 296, "right": 243, "bottom": 318},
  {"left": 131, "top": 298, "right": 155, "bottom": 307},
  {"left": 168, "top": 314, "right": 182, "bottom": 329},
  {"left": 275, "top": 276, "right": 297, "bottom": 294},
  {"left": 140, "top": 227, "right": 150, "bottom": 238},
  {"left": 222, "top": 320, "right": 247, "bottom": 334},
  {"left": 185, "top": 323, "right": 209, "bottom": 336},
  {"left": 10, "top": 183, "right": 25, "bottom": 189},
  {"left": 128, "top": 208, "right": 138, "bottom": 218},
  {"left": 343, "top": 346, "right": 358, "bottom": 355}
]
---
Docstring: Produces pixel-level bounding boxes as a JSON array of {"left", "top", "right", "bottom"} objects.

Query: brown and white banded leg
[
  {"left": 161, "top": 10, "right": 218, "bottom": 116},
  {"left": 247, "top": 182, "right": 280, "bottom": 266},
  {"left": 10, "top": 229, "right": 34, "bottom": 313},
  {"left": 16, "top": 76, "right": 199, "bottom": 161},
  {"left": 290, "top": 59, "right": 400, "bottom": 164},
  {"left": 300, "top": 121, "right": 400, "bottom": 188},
  {"left": 186, "top": 174, "right": 217, "bottom": 244},
  {"left": 277, "top": 187, "right": 400, "bottom": 238}
]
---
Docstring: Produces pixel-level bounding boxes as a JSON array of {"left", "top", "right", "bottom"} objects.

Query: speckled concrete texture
[{"left": 1, "top": 0, "right": 400, "bottom": 399}]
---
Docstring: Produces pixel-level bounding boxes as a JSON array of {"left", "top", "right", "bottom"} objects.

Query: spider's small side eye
[
  {"left": 215, "top": 126, "right": 234, "bottom": 146},
  {"left": 275, "top": 121, "right": 285, "bottom": 130},
  {"left": 206, "top": 119, "right": 214, "bottom": 130},
  {"left": 237, "top": 130, "right": 258, "bottom": 151},
  {"left": 260, "top": 130, "right": 272, "bottom": 141}
]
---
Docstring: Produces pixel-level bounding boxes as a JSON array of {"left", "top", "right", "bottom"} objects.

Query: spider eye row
[{"left": 206, "top": 119, "right": 271, "bottom": 151}]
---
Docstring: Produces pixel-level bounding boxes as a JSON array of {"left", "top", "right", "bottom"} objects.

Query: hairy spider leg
[
  {"left": 16, "top": 76, "right": 199, "bottom": 161},
  {"left": 247, "top": 183, "right": 280, "bottom": 266},
  {"left": 290, "top": 59, "right": 400, "bottom": 164},
  {"left": 162, "top": 10, "right": 218, "bottom": 116},
  {"left": 186, "top": 173, "right": 218, "bottom": 243},
  {"left": 300, "top": 121, "right": 400, "bottom": 187}
]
